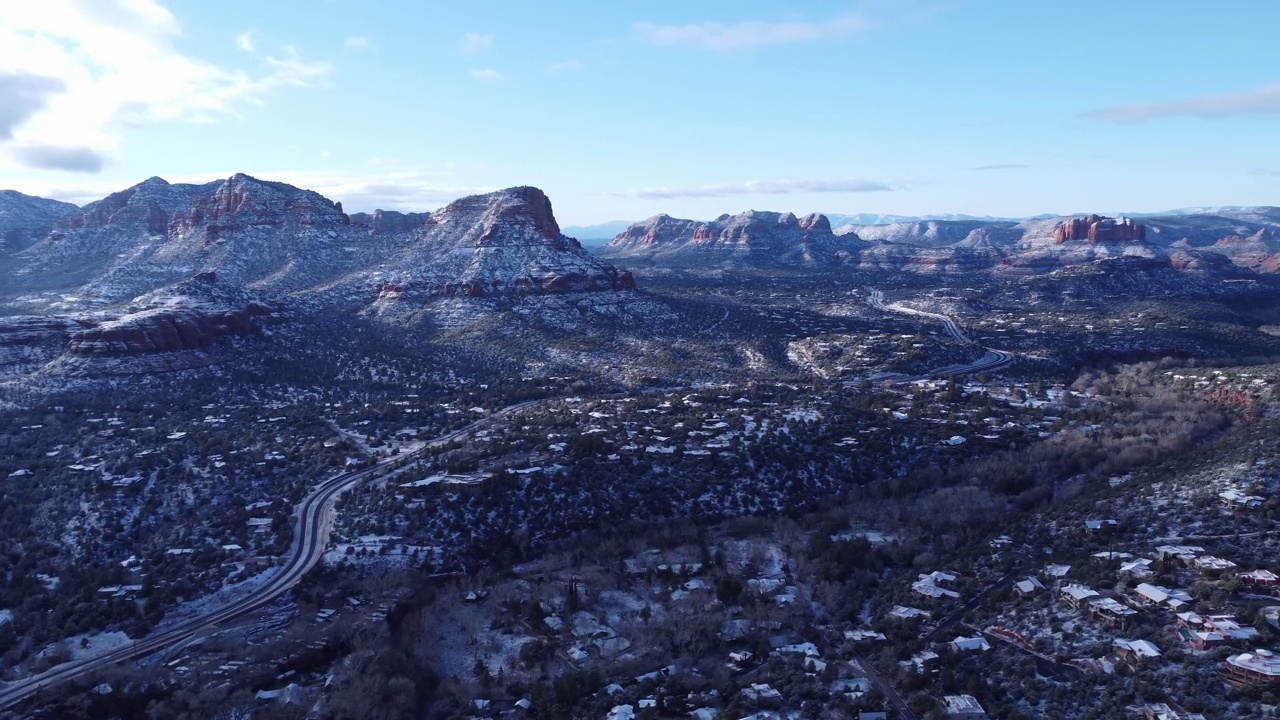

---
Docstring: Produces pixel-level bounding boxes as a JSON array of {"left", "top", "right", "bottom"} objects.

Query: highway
[
  {"left": 867, "top": 288, "right": 1014, "bottom": 381},
  {"left": 0, "top": 400, "right": 539, "bottom": 713}
]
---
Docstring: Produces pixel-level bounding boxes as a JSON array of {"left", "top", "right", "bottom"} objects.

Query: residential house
[
  {"left": 1221, "top": 649, "right": 1280, "bottom": 689},
  {"left": 1133, "top": 583, "right": 1192, "bottom": 611},
  {"left": 1240, "top": 569, "right": 1279, "bottom": 588},
  {"left": 888, "top": 605, "right": 930, "bottom": 621},
  {"left": 1042, "top": 564, "right": 1071, "bottom": 582},
  {"left": 899, "top": 650, "right": 940, "bottom": 675},
  {"left": 913, "top": 571, "right": 961, "bottom": 600},
  {"left": 1194, "top": 555, "right": 1237, "bottom": 576},
  {"left": 1220, "top": 488, "right": 1265, "bottom": 509},
  {"left": 1059, "top": 584, "right": 1099, "bottom": 609},
  {"left": 1085, "top": 519, "right": 1119, "bottom": 533},
  {"left": 1015, "top": 577, "right": 1046, "bottom": 597},
  {"left": 1155, "top": 545, "right": 1204, "bottom": 564},
  {"left": 1141, "top": 703, "right": 1207, "bottom": 720},
  {"left": 1175, "top": 613, "right": 1258, "bottom": 649},
  {"left": 1119, "top": 559, "right": 1154, "bottom": 579},
  {"left": 950, "top": 636, "right": 991, "bottom": 653},
  {"left": 1089, "top": 597, "right": 1138, "bottom": 629},
  {"left": 1112, "top": 639, "right": 1162, "bottom": 667},
  {"left": 942, "top": 694, "right": 988, "bottom": 718}
]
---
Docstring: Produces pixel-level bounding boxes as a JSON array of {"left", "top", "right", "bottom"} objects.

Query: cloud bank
[
  {"left": 634, "top": 13, "right": 868, "bottom": 51},
  {"left": 1089, "top": 84, "right": 1280, "bottom": 123},
  {"left": 0, "top": 0, "right": 330, "bottom": 172},
  {"left": 632, "top": 178, "right": 893, "bottom": 199}
]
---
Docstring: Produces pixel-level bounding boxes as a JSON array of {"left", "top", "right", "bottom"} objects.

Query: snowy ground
[
  {"left": 156, "top": 566, "right": 281, "bottom": 632},
  {"left": 66, "top": 630, "right": 133, "bottom": 661},
  {"left": 323, "top": 534, "right": 440, "bottom": 568}
]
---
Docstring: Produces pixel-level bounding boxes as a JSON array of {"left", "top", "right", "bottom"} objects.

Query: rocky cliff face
[
  {"left": 166, "top": 173, "right": 349, "bottom": 242},
  {"left": 367, "top": 187, "right": 638, "bottom": 300},
  {"left": 0, "top": 275, "right": 278, "bottom": 377},
  {"left": 349, "top": 209, "right": 430, "bottom": 235},
  {"left": 604, "top": 210, "right": 859, "bottom": 266},
  {"left": 0, "top": 190, "right": 78, "bottom": 252},
  {"left": 1053, "top": 214, "right": 1146, "bottom": 243},
  {"left": 53, "top": 177, "right": 217, "bottom": 236}
]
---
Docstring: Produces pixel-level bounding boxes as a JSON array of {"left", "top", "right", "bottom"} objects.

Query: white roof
[
  {"left": 951, "top": 636, "right": 991, "bottom": 652},
  {"left": 1115, "top": 639, "right": 1161, "bottom": 658},
  {"left": 1135, "top": 583, "right": 1169, "bottom": 603},
  {"left": 1228, "top": 650, "right": 1280, "bottom": 677},
  {"left": 1061, "top": 584, "right": 1098, "bottom": 601},
  {"left": 943, "top": 694, "right": 985, "bottom": 714}
]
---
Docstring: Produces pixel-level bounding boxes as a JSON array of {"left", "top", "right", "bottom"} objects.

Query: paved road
[
  {"left": 853, "top": 654, "right": 919, "bottom": 720},
  {"left": 0, "top": 400, "right": 539, "bottom": 712},
  {"left": 867, "top": 289, "right": 1014, "bottom": 381}
]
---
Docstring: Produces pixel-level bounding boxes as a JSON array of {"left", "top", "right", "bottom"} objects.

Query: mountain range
[
  {"left": 0, "top": 175, "right": 642, "bottom": 379},
  {"left": 599, "top": 207, "right": 1280, "bottom": 275},
  {"left": 3, "top": 174, "right": 1280, "bottom": 381}
]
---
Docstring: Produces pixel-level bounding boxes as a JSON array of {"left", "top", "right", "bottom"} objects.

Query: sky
[{"left": 1, "top": 0, "right": 1278, "bottom": 225}]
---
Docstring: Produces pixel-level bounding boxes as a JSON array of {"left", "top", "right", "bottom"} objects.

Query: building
[
  {"left": 899, "top": 650, "right": 940, "bottom": 675},
  {"left": 1042, "top": 564, "right": 1071, "bottom": 581},
  {"left": 1240, "top": 569, "right": 1280, "bottom": 588},
  {"left": 1089, "top": 597, "right": 1138, "bottom": 629},
  {"left": 913, "top": 571, "right": 961, "bottom": 600},
  {"left": 1194, "top": 555, "right": 1237, "bottom": 576},
  {"left": 888, "top": 605, "right": 930, "bottom": 621},
  {"left": 1059, "top": 584, "right": 1099, "bottom": 609},
  {"left": 1084, "top": 519, "right": 1119, "bottom": 533},
  {"left": 942, "top": 694, "right": 988, "bottom": 718},
  {"left": 950, "top": 636, "right": 991, "bottom": 653},
  {"left": 1221, "top": 649, "right": 1280, "bottom": 689},
  {"left": 1112, "top": 639, "right": 1162, "bottom": 666},
  {"left": 1220, "top": 488, "right": 1265, "bottom": 509},
  {"left": 1155, "top": 545, "right": 1204, "bottom": 564},
  {"left": 1014, "top": 576, "right": 1046, "bottom": 597},
  {"left": 1119, "top": 558, "right": 1154, "bottom": 578},
  {"left": 1141, "top": 703, "right": 1207, "bottom": 720},
  {"left": 1133, "top": 583, "right": 1192, "bottom": 611}
]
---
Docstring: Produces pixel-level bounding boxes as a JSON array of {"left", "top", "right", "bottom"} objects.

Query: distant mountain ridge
[
  {"left": 0, "top": 190, "right": 79, "bottom": 252},
  {"left": 599, "top": 207, "right": 1280, "bottom": 277}
]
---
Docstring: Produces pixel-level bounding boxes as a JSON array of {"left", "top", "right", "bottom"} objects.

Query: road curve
[
  {"left": 867, "top": 288, "right": 1013, "bottom": 381},
  {"left": 0, "top": 400, "right": 540, "bottom": 712}
]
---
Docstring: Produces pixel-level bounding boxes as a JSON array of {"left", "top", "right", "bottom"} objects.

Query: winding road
[
  {"left": 0, "top": 400, "right": 539, "bottom": 712},
  {"left": 867, "top": 288, "right": 1013, "bottom": 381}
]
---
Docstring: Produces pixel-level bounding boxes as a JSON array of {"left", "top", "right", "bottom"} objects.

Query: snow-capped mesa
[
  {"left": 603, "top": 206, "right": 1280, "bottom": 276},
  {"left": 361, "top": 186, "right": 637, "bottom": 301},
  {"left": 0, "top": 190, "right": 78, "bottom": 253},
  {"left": 602, "top": 210, "right": 862, "bottom": 266}
]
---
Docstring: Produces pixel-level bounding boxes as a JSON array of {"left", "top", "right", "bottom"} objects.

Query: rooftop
[{"left": 1227, "top": 649, "right": 1280, "bottom": 677}]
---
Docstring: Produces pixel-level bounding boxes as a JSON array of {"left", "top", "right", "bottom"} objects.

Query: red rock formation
[
  {"left": 66, "top": 302, "right": 273, "bottom": 357},
  {"left": 1053, "top": 214, "right": 1146, "bottom": 243},
  {"left": 349, "top": 210, "right": 430, "bottom": 235},
  {"left": 167, "top": 173, "right": 348, "bottom": 240}
]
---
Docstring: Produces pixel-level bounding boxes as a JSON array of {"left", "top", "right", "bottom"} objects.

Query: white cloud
[
  {"left": 461, "top": 32, "right": 493, "bottom": 54},
  {"left": 631, "top": 178, "right": 893, "bottom": 199},
  {"left": 633, "top": 13, "right": 868, "bottom": 51},
  {"left": 11, "top": 143, "right": 106, "bottom": 173},
  {"left": 547, "top": 60, "right": 584, "bottom": 74},
  {"left": 1089, "top": 84, "right": 1280, "bottom": 123},
  {"left": 967, "top": 163, "right": 1029, "bottom": 171},
  {"left": 0, "top": 72, "right": 66, "bottom": 139},
  {"left": 235, "top": 30, "right": 256, "bottom": 53},
  {"left": 345, "top": 36, "right": 372, "bottom": 50},
  {"left": 0, "top": 0, "right": 330, "bottom": 173},
  {"left": 469, "top": 68, "right": 503, "bottom": 81}
]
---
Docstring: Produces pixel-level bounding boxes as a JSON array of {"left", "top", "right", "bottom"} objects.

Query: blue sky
[{"left": 1, "top": 1, "right": 1278, "bottom": 224}]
